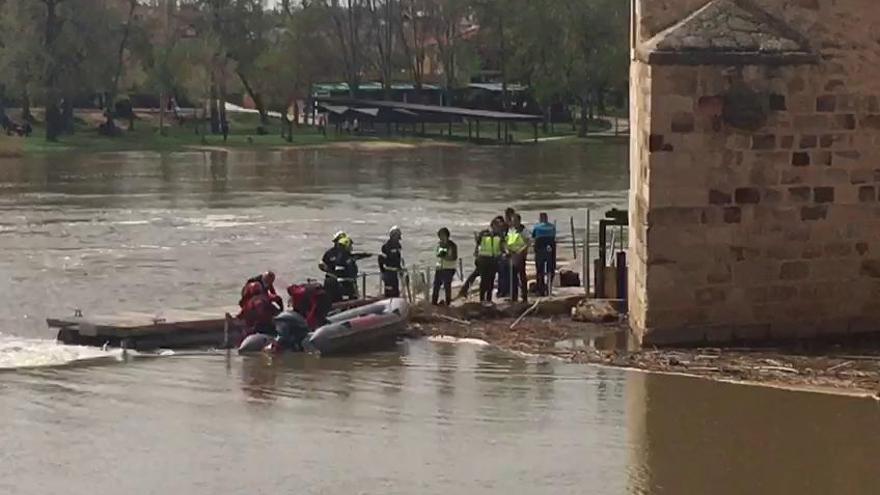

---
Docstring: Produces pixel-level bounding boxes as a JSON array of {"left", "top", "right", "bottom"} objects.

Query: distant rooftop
[
  {"left": 313, "top": 82, "right": 441, "bottom": 94},
  {"left": 468, "top": 83, "right": 528, "bottom": 93},
  {"left": 639, "top": 0, "right": 817, "bottom": 65}
]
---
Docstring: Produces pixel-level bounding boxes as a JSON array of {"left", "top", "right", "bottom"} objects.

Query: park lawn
[
  {"left": 22, "top": 114, "right": 360, "bottom": 153},
  {"left": 16, "top": 110, "right": 621, "bottom": 154}
]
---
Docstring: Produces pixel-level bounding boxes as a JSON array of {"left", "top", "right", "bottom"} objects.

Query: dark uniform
[
  {"left": 321, "top": 245, "right": 359, "bottom": 302},
  {"left": 378, "top": 238, "right": 403, "bottom": 297},
  {"left": 432, "top": 239, "right": 458, "bottom": 305},
  {"left": 532, "top": 221, "right": 557, "bottom": 296},
  {"left": 506, "top": 226, "right": 528, "bottom": 303},
  {"left": 476, "top": 230, "right": 504, "bottom": 303}
]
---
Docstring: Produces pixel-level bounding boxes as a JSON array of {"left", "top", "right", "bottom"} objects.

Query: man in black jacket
[{"left": 378, "top": 226, "right": 403, "bottom": 297}]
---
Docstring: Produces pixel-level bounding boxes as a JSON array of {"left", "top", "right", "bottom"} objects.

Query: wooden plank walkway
[{"left": 47, "top": 299, "right": 382, "bottom": 350}]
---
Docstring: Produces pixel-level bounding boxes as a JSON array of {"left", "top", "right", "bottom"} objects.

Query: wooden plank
[
  {"left": 48, "top": 299, "right": 378, "bottom": 342},
  {"left": 47, "top": 306, "right": 236, "bottom": 337}
]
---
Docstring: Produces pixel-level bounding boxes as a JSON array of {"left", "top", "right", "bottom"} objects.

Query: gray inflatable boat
[{"left": 305, "top": 298, "right": 410, "bottom": 354}]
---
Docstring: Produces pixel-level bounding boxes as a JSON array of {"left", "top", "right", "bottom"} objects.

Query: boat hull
[{"left": 306, "top": 298, "right": 409, "bottom": 354}]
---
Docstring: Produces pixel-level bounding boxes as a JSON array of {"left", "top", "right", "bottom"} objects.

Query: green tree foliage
[{"left": 0, "top": 0, "right": 629, "bottom": 142}]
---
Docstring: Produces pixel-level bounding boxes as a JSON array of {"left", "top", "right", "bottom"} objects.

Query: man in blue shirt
[{"left": 531, "top": 212, "right": 557, "bottom": 296}]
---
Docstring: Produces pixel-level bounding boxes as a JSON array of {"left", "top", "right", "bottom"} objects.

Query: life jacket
[
  {"left": 238, "top": 294, "right": 279, "bottom": 333},
  {"left": 245, "top": 274, "right": 277, "bottom": 297},
  {"left": 478, "top": 232, "right": 503, "bottom": 257},
  {"left": 239, "top": 281, "right": 266, "bottom": 308},
  {"left": 287, "top": 283, "right": 331, "bottom": 330}
]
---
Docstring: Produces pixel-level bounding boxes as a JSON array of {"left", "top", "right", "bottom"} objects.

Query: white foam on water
[
  {"left": 0, "top": 334, "right": 124, "bottom": 370},
  {"left": 427, "top": 335, "right": 491, "bottom": 347}
]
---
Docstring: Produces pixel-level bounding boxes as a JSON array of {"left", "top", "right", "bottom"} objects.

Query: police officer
[
  {"left": 476, "top": 218, "right": 505, "bottom": 304},
  {"left": 432, "top": 228, "right": 458, "bottom": 305},
  {"left": 378, "top": 226, "right": 404, "bottom": 298},
  {"left": 531, "top": 212, "right": 557, "bottom": 296},
  {"left": 506, "top": 214, "right": 529, "bottom": 303}
]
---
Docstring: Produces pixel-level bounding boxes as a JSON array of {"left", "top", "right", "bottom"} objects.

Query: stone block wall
[{"left": 630, "top": 0, "right": 880, "bottom": 344}]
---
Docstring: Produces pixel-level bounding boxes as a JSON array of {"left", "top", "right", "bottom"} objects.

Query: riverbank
[
  {"left": 408, "top": 310, "right": 880, "bottom": 399},
  {"left": 4, "top": 108, "right": 625, "bottom": 154}
]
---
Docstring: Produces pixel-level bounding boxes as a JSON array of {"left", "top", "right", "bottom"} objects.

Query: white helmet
[
  {"left": 389, "top": 226, "right": 402, "bottom": 238},
  {"left": 332, "top": 231, "right": 348, "bottom": 243}
]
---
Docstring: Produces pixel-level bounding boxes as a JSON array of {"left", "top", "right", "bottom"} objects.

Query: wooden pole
[
  {"left": 585, "top": 210, "right": 591, "bottom": 297},
  {"left": 570, "top": 216, "right": 577, "bottom": 259}
]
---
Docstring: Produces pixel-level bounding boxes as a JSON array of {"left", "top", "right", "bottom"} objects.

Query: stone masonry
[{"left": 630, "top": 0, "right": 880, "bottom": 344}]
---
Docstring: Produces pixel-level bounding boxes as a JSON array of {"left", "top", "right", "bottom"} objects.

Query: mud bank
[{"left": 407, "top": 311, "right": 880, "bottom": 399}]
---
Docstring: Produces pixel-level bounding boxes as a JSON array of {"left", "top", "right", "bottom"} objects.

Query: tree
[
  {"left": 104, "top": 0, "right": 139, "bottom": 133},
  {"left": 215, "top": 0, "right": 274, "bottom": 125},
  {"left": 320, "top": 0, "right": 366, "bottom": 98},
  {"left": 364, "top": 0, "right": 396, "bottom": 99},
  {"left": 397, "top": 0, "right": 428, "bottom": 93},
  {"left": 425, "top": 0, "right": 474, "bottom": 105},
  {"left": 41, "top": 0, "right": 67, "bottom": 141},
  {"left": 0, "top": 0, "right": 44, "bottom": 123}
]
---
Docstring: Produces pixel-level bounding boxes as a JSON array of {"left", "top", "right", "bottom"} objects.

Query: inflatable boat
[
  {"left": 238, "top": 298, "right": 410, "bottom": 355},
  {"left": 305, "top": 298, "right": 410, "bottom": 354}
]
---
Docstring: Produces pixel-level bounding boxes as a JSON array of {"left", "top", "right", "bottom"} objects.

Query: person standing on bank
[
  {"left": 506, "top": 214, "right": 529, "bottom": 303},
  {"left": 532, "top": 212, "right": 557, "bottom": 296},
  {"left": 497, "top": 213, "right": 513, "bottom": 298},
  {"left": 378, "top": 226, "right": 404, "bottom": 298},
  {"left": 320, "top": 232, "right": 359, "bottom": 302},
  {"left": 476, "top": 218, "right": 505, "bottom": 304},
  {"left": 432, "top": 228, "right": 458, "bottom": 305}
]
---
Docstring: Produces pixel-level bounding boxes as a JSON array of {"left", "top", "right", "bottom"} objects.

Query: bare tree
[
  {"left": 104, "top": 0, "right": 139, "bottom": 133},
  {"left": 41, "top": 0, "right": 64, "bottom": 141},
  {"left": 327, "top": 0, "right": 365, "bottom": 98},
  {"left": 365, "top": 0, "right": 395, "bottom": 99},
  {"left": 397, "top": 0, "right": 427, "bottom": 93}
]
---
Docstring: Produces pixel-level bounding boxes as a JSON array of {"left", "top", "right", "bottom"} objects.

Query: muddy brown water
[{"left": 1, "top": 143, "right": 878, "bottom": 494}]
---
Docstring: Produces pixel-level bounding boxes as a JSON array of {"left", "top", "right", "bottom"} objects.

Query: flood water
[{"left": 1, "top": 143, "right": 878, "bottom": 494}]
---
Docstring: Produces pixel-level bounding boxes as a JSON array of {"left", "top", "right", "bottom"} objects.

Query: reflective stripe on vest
[
  {"left": 507, "top": 231, "right": 527, "bottom": 254},
  {"left": 478, "top": 235, "right": 502, "bottom": 257},
  {"left": 436, "top": 246, "right": 457, "bottom": 269}
]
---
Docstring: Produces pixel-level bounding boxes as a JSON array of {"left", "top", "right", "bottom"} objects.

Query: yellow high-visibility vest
[
  {"left": 507, "top": 231, "right": 527, "bottom": 254},
  {"left": 478, "top": 234, "right": 503, "bottom": 257},
  {"left": 436, "top": 245, "right": 458, "bottom": 270}
]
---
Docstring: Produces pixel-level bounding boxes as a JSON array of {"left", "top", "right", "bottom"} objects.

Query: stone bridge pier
[{"left": 629, "top": 0, "right": 880, "bottom": 344}]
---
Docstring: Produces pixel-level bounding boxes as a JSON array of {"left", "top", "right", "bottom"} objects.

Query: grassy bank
[
  {"left": 19, "top": 112, "right": 364, "bottom": 153},
  {"left": 9, "top": 109, "right": 623, "bottom": 154}
]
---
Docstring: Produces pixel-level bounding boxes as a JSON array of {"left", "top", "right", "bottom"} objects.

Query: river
[{"left": 0, "top": 142, "right": 878, "bottom": 494}]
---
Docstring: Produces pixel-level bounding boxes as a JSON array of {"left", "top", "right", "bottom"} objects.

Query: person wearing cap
[
  {"left": 320, "top": 231, "right": 359, "bottom": 302},
  {"left": 378, "top": 226, "right": 404, "bottom": 298},
  {"left": 432, "top": 228, "right": 458, "bottom": 305},
  {"left": 506, "top": 213, "right": 529, "bottom": 303},
  {"left": 476, "top": 217, "right": 505, "bottom": 304},
  {"left": 532, "top": 212, "right": 557, "bottom": 296},
  {"left": 497, "top": 209, "right": 514, "bottom": 298}
]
